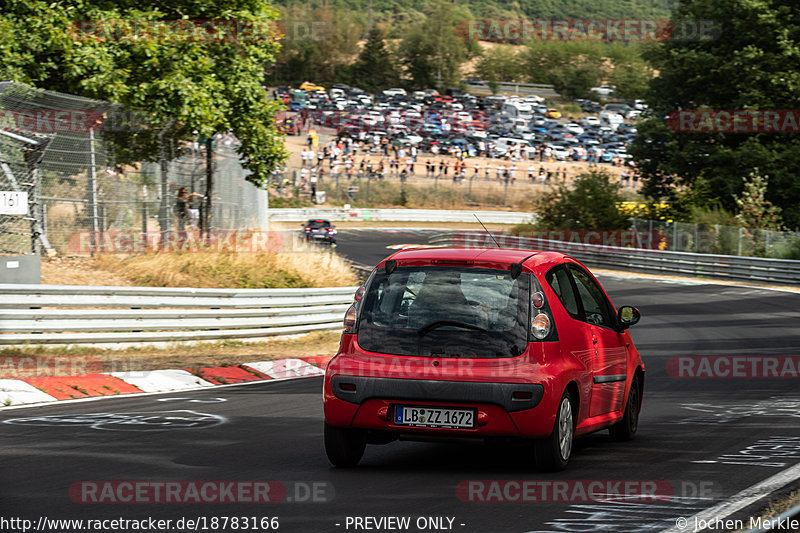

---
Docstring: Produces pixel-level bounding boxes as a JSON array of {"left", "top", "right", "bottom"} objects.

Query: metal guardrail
[
  {"left": 0, "top": 284, "right": 358, "bottom": 346},
  {"left": 428, "top": 232, "right": 800, "bottom": 286},
  {"left": 268, "top": 208, "right": 536, "bottom": 225},
  {"left": 466, "top": 82, "right": 560, "bottom": 98}
]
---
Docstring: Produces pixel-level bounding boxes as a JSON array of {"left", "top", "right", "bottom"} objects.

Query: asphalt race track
[{"left": 2, "top": 229, "right": 800, "bottom": 533}]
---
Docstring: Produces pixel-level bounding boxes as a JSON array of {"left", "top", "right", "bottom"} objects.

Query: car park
[
  {"left": 323, "top": 247, "right": 645, "bottom": 470},
  {"left": 275, "top": 83, "right": 636, "bottom": 168}
]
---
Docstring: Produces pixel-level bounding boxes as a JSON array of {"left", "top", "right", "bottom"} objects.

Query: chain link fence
[
  {"left": 0, "top": 81, "right": 267, "bottom": 259},
  {"left": 631, "top": 217, "right": 800, "bottom": 259}
]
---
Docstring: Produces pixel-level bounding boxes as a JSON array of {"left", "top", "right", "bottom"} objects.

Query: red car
[{"left": 323, "top": 247, "right": 644, "bottom": 470}]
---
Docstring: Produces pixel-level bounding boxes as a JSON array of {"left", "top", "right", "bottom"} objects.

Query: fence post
[
  {"left": 738, "top": 227, "right": 743, "bottom": 256},
  {"left": 672, "top": 220, "right": 678, "bottom": 251},
  {"left": 204, "top": 137, "right": 214, "bottom": 239},
  {"left": 157, "top": 121, "right": 174, "bottom": 244},
  {"left": 141, "top": 184, "right": 148, "bottom": 248},
  {"left": 87, "top": 127, "right": 100, "bottom": 255}
]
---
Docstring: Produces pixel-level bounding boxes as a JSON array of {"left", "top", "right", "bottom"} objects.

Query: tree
[
  {"left": 735, "top": 171, "right": 782, "bottom": 231},
  {"left": 533, "top": 170, "right": 629, "bottom": 230},
  {"left": 350, "top": 28, "right": 400, "bottom": 92},
  {"left": 629, "top": 0, "right": 800, "bottom": 227},
  {"left": 398, "top": 0, "right": 473, "bottom": 90},
  {"left": 271, "top": 4, "right": 362, "bottom": 86},
  {"left": 474, "top": 45, "right": 524, "bottom": 84},
  {"left": 0, "top": 0, "right": 287, "bottom": 187},
  {"left": 607, "top": 59, "right": 654, "bottom": 101},
  {"left": 521, "top": 41, "right": 606, "bottom": 99}
]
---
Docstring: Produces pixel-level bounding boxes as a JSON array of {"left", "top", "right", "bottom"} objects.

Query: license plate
[{"left": 394, "top": 406, "right": 475, "bottom": 429}]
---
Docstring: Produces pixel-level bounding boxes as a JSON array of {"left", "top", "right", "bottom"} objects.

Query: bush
[{"left": 531, "top": 170, "right": 628, "bottom": 230}]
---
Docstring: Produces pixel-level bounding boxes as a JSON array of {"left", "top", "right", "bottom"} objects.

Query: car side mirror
[{"left": 617, "top": 306, "right": 641, "bottom": 329}]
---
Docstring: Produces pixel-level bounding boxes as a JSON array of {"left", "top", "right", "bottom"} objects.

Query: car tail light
[
  {"left": 532, "top": 291, "right": 545, "bottom": 309},
  {"left": 304, "top": 227, "right": 311, "bottom": 231},
  {"left": 531, "top": 313, "right": 551, "bottom": 340},
  {"left": 343, "top": 305, "right": 357, "bottom": 332},
  {"left": 354, "top": 286, "right": 365, "bottom": 302}
]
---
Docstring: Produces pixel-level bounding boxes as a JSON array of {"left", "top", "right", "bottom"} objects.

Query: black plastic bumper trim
[
  {"left": 331, "top": 375, "right": 544, "bottom": 412},
  {"left": 593, "top": 374, "right": 627, "bottom": 384}
]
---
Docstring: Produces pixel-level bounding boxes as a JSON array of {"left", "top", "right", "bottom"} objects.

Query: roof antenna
[{"left": 474, "top": 214, "right": 501, "bottom": 248}]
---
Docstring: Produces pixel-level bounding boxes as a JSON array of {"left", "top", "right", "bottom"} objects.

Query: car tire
[
  {"left": 609, "top": 375, "right": 640, "bottom": 441},
  {"left": 534, "top": 390, "right": 574, "bottom": 472},
  {"left": 324, "top": 422, "right": 366, "bottom": 467}
]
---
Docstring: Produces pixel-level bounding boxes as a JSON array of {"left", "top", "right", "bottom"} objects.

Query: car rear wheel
[
  {"left": 609, "top": 375, "right": 640, "bottom": 441},
  {"left": 324, "top": 422, "right": 366, "bottom": 467},
  {"left": 534, "top": 390, "right": 574, "bottom": 471}
]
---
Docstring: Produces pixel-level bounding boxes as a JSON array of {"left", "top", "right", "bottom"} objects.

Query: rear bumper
[
  {"left": 325, "top": 375, "right": 555, "bottom": 438},
  {"left": 331, "top": 375, "right": 543, "bottom": 412}
]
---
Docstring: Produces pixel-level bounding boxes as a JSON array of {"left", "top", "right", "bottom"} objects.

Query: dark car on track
[
  {"left": 302, "top": 219, "right": 337, "bottom": 244},
  {"left": 323, "top": 246, "right": 644, "bottom": 470}
]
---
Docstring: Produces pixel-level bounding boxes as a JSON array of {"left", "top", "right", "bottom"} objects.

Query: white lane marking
[
  {"left": 526, "top": 496, "right": 717, "bottom": 533},
  {"left": 689, "top": 436, "right": 800, "bottom": 468},
  {"left": 157, "top": 397, "right": 227, "bottom": 403},
  {"left": 3, "top": 409, "right": 227, "bottom": 431},
  {"left": 659, "top": 462, "right": 800, "bottom": 532}
]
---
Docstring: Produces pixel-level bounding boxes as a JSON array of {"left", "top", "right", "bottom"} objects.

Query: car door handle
[{"left": 592, "top": 337, "right": 598, "bottom": 344}]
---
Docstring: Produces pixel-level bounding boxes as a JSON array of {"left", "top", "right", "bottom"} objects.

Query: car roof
[{"left": 379, "top": 246, "right": 575, "bottom": 273}]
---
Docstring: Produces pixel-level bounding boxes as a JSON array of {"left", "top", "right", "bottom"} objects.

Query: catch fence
[{"left": 0, "top": 82, "right": 267, "bottom": 262}]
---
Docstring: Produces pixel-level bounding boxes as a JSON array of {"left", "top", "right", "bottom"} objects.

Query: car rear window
[
  {"left": 356, "top": 266, "right": 529, "bottom": 358},
  {"left": 307, "top": 220, "right": 330, "bottom": 227}
]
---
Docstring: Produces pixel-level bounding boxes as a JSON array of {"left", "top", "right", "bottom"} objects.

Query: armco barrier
[
  {"left": 428, "top": 232, "right": 800, "bottom": 286},
  {"left": 267, "top": 208, "right": 535, "bottom": 225},
  {"left": 0, "top": 284, "right": 358, "bottom": 347}
]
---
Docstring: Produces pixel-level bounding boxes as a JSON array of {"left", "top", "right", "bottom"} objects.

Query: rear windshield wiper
[{"left": 416, "top": 320, "right": 487, "bottom": 337}]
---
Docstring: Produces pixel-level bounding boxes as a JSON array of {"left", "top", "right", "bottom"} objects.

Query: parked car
[
  {"left": 590, "top": 85, "right": 616, "bottom": 97},
  {"left": 581, "top": 116, "right": 601, "bottom": 127},
  {"left": 299, "top": 81, "right": 326, "bottom": 92},
  {"left": 564, "top": 123, "right": 585, "bottom": 135},
  {"left": 323, "top": 247, "right": 645, "bottom": 470},
  {"left": 301, "top": 219, "right": 337, "bottom": 244}
]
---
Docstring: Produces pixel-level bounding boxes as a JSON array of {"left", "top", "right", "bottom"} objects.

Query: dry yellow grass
[
  {"left": 735, "top": 489, "right": 800, "bottom": 533},
  {"left": 43, "top": 233, "right": 358, "bottom": 288},
  {"left": 0, "top": 331, "right": 342, "bottom": 374}
]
